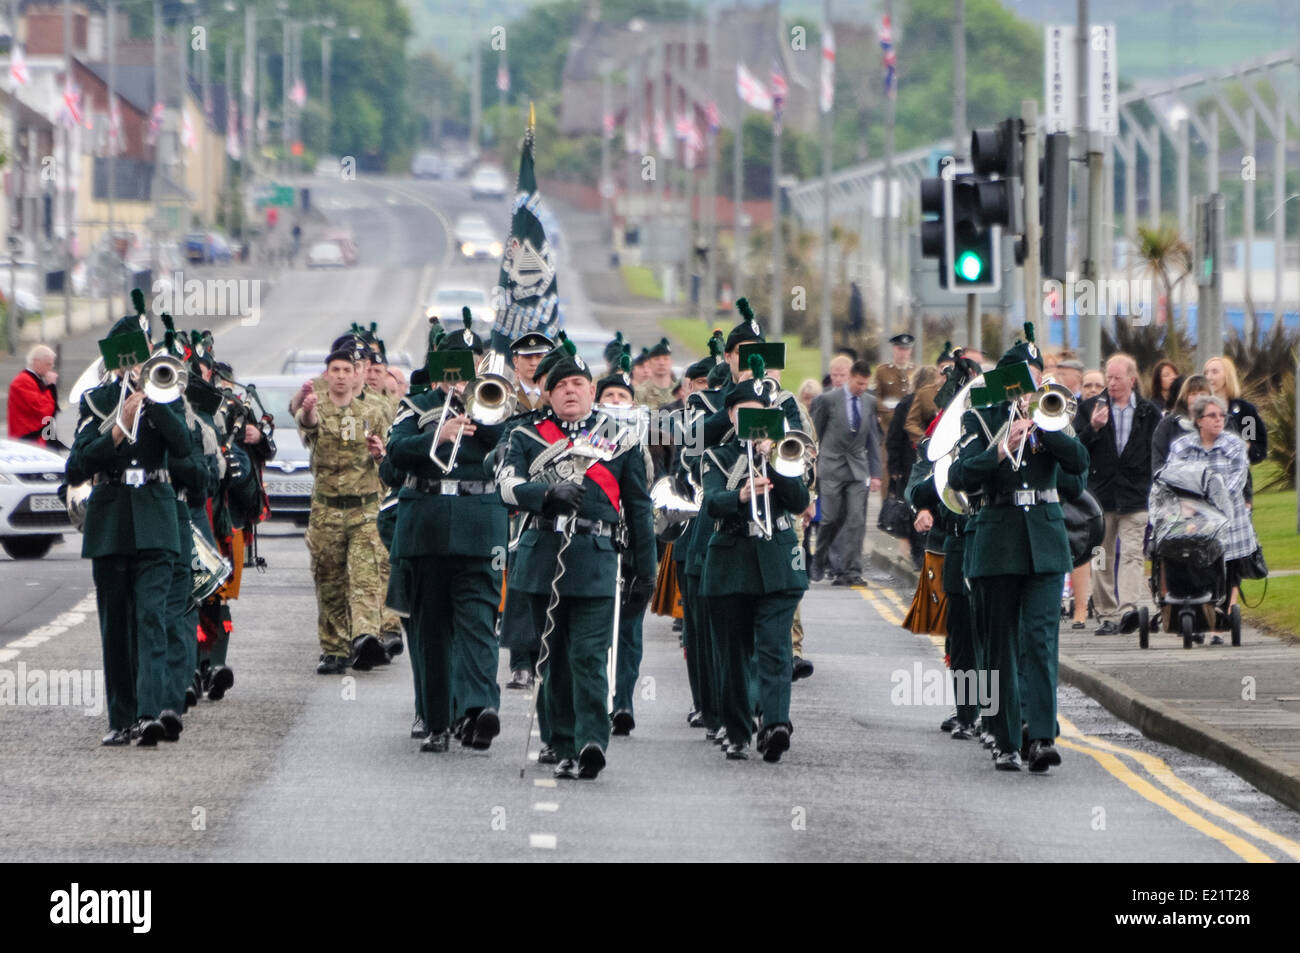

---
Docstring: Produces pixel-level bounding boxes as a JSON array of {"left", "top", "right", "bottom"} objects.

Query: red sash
[{"left": 535, "top": 419, "right": 621, "bottom": 513}]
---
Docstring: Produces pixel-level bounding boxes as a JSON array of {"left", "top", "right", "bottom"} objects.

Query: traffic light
[
  {"left": 971, "top": 118, "right": 1024, "bottom": 264},
  {"left": 1040, "top": 132, "right": 1070, "bottom": 282},
  {"left": 919, "top": 172, "right": 949, "bottom": 282},
  {"left": 919, "top": 161, "right": 1001, "bottom": 294}
]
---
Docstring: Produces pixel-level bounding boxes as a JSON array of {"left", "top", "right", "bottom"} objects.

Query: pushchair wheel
[
  {"left": 1181, "top": 612, "right": 1194, "bottom": 649},
  {"left": 1138, "top": 607, "right": 1150, "bottom": 649},
  {"left": 1230, "top": 605, "right": 1242, "bottom": 647}
]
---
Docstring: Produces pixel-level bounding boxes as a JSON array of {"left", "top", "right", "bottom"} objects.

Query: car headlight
[
  {"left": 489, "top": 242, "right": 503, "bottom": 257},
  {"left": 461, "top": 243, "right": 475, "bottom": 256},
  {"left": 425, "top": 306, "right": 438, "bottom": 319},
  {"left": 0, "top": 473, "right": 12, "bottom": 485}
]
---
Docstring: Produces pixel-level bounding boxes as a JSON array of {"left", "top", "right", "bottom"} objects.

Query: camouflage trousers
[{"left": 305, "top": 501, "right": 386, "bottom": 657}]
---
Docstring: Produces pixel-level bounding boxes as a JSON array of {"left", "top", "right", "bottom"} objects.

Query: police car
[{"left": 0, "top": 439, "right": 74, "bottom": 559}]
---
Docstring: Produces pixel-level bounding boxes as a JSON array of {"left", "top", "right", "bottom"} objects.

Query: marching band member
[{"left": 497, "top": 343, "right": 656, "bottom": 780}]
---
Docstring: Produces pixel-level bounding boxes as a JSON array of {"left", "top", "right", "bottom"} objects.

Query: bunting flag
[
  {"left": 820, "top": 24, "right": 835, "bottom": 113},
  {"left": 491, "top": 103, "right": 561, "bottom": 353},
  {"left": 735, "top": 62, "right": 772, "bottom": 111},
  {"left": 146, "top": 102, "right": 164, "bottom": 146},
  {"left": 770, "top": 60, "right": 788, "bottom": 133},
  {"left": 880, "top": 15, "right": 897, "bottom": 99},
  {"left": 10, "top": 42, "right": 29, "bottom": 89}
]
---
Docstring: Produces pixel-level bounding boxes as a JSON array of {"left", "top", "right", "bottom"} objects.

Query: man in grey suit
[{"left": 810, "top": 359, "right": 883, "bottom": 586}]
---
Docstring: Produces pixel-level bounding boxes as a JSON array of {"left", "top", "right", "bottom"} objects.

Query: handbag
[
  {"left": 877, "top": 494, "right": 914, "bottom": 539},
  {"left": 1239, "top": 546, "right": 1269, "bottom": 580}
]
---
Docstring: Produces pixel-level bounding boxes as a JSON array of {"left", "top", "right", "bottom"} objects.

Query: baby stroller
[{"left": 1139, "top": 459, "right": 1241, "bottom": 649}]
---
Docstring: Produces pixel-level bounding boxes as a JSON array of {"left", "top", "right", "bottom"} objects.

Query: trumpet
[
  {"left": 746, "top": 439, "right": 772, "bottom": 539},
  {"left": 770, "top": 429, "right": 816, "bottom": 479},
  {"left": 995, "top": 379, "right": 1075, "bottom": 470},
  {"left": 465, "top": 351, "right": 517, "bottom": 426}
]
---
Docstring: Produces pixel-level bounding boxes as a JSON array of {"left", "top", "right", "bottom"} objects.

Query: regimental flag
[
  {"left": 10, "top": 42, "right": 29, "bottom": 89},
  {"left": 147, "top": 102, "right": 164, "bottom": 146},
  {"left": 880, "top": 14, "right": 897, "bottom": 99},
  {"left": 770, "top": 60, "right": 788, "bottom": 133},
  {"left": 820, "top": 24, "right": 835, "bottom": 113},
  {"left": 736, "top": 62, "right": 772, "bottom": 112},
  {"left": 491, "top": 103, "right": 561, "bottom": 353},
  {"left": 496, "top": 59, "right": 510, "bottom": 93}
]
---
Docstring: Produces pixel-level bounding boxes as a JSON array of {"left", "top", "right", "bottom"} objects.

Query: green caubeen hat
[{"left": 998, "top": 321, "right": 1043, "bottom": 371}]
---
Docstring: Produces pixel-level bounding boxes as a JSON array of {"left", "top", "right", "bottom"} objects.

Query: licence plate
[
  {"left": 271, "top": 480, "right": 315, "bottom": 495},
  {"left": 28, "top": 495, "right": 64, "bottom": 512}
]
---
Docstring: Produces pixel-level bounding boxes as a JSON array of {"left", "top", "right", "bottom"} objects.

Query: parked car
[
  {"left": 424, "top": 284, "right": 493, "bottom": 334},
  {"left": 321, "top": 229, "right": 359, "bottom": 265},
  {"left": 469, "top": 165, "right": 508, "bottom": 200},
  {"left": 453, "top": 213, "right": 503, "bottom": 261},
  {"left": 0, "top": 438, "right": 74, "bottom": 559},
  {"left": 182, "top": 231, "right": 234, "bottom": 265},
  {"left": 314, "top": 155, "right": 342, "bottom": 178}
]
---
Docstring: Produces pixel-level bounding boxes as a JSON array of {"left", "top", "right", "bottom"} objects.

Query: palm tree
[{"left": 1133, "top": 223, "right": 1190, "bottom": 364}]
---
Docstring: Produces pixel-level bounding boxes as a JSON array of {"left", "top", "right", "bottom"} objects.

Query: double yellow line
[{"left": 858, "top": 587, "right": 1300, "bottom": 863}]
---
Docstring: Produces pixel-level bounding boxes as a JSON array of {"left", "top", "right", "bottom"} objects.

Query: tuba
[
  {"left": 650, "top": 475, "right": 700, "bottom": 541},
  {"left": 141, "top": 353, "right": 188, "bottom": 403},
  {"left": 65, "top": 482, "right": 93, "bottom": 531},
  {"left": 770, "top": 429, "right": 816, "bottom": 479}
]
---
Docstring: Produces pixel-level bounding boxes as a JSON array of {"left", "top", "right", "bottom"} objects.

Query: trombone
[
  {"left": 431, "top": 352, "right": 518, "bottom": 472},
  {"left": 996, "top": 379, "right": 1075, "bottom": 470}
]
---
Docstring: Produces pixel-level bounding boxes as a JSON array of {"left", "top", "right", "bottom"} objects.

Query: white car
[
  {"left": 0, "top": 439, "right": 74, "bottom": 559},
  {"left": 453, "top": 213, "right": 504, "bottom": 261},
  {"left": 469, "top": 166, "right": 508, "bottom": 200},
  {"left": 425, "top": 284, "right": 493, "bottom": 334},
  {"left": 306, "top": 240, "right": 346, "bottom": 269}
]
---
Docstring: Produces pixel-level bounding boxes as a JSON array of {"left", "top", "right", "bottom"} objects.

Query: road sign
[
  {"left": 1088, "top": 24, "right": 1118, "bottom": 137},
  {"left": 1044, "top": 25, "right": 1076, "bottom": 134},
  {"left": 255, "top": 185, "right": 295, "bottom": 209}
]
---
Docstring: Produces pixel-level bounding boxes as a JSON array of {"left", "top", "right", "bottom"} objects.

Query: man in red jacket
[{"left": 7, "top": 344, "right": 58, "bottom": 446}]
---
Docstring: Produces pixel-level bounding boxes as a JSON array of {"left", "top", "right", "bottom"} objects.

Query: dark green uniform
[
  {"left": 498, "top": 409, "right": 656, "bottom": 763},
  {"left": 388, "top": 389, "right": 506, "bottom": 737},
  {"left": 67, "top": 378, "right": 192, "bottom": 732},
  {"left": 947, "top": 404, "right": 1088, "bottom": 755},
  {"left": 699, "top": 437, "right": 810, "bottom": 748}
]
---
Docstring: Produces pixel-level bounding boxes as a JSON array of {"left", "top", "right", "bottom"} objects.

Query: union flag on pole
[
  {"left": 602, "top": 112, "right": 615, "bottom": 138},
  {"left": 735, "top": 62, "right": 772, "bottom": 112},
  {"left": 705, "top": 100, "right": 720, "bottom": 134},
  {"left": 147, "top": 102, "right": 164, "bottom": 146},
  {"left": 60, "top": 77, "right": 87, "bottom": 129},
  {"left": 289, "top": 78, "right": 306, "bottom": 108},
  {"left": 770, "top": 60, "right": 787, "bottom": 133},
  {"left": 820, "top": 25, "right": 835, "bottom": 113},
  {"left": 496, "top": 60, "right": 509, "bottom": 93},
  {"left": 880, "top": 15, "right": 897, "bottom": 99},
  {"left": 107, "top": 96, "right": 123, "bottom": 154},
  {"left": 226, "top": 99, "right": 241, "bottom": 159},
  {"left": 10, "top": 42, "right": 29, "bottom": 88},
  {"left": 182, "top": 111, "right": 196, "bottom": 151}
]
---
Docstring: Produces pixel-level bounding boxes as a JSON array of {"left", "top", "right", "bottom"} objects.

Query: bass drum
[{"left": 1062, "top": 489, "right": 1104, "bottom": 569}]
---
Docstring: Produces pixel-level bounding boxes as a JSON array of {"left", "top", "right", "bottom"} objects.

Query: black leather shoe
[
  {"left": 507, "top": 669, "right": 533, "bottom": 690},
  {"left": 350, "top": 634, "right": 386, "bottom": 671},
  {"left": 578, "top": 743, "right": 606, "bottom": 779},
  {"left": 101, "top": 728, "right": 131, "bottom": 746},
  {"left": 687, "top": 710, "right": 705, "bottom": 728},
  {"left": 791, "top": 657, "right": 814, "bottom": 681},
  {"left": 951, "top": 723, "right": 978, "bottom": 740},
  {"left": 809, "top": 562, "right": 826, "bottom": 583},
  {"left": 1118, "top": 609, "right": 1140, "bottom": 634},
  {"left": 553, "top": 758, "right": 579, "bottom": 780},
  {"left": 453, "top": 715, "right": 472, "bottom": 744},
  {"left": 994, "top": 750, "right": 1023, "bottom": 771},
  {"left": 713, "top": 727, "right": 729, "bottom": 747},
  {"left": 831, "top": 574, "right": 850, "bottom": 587},
  {"left": 382, "top": 632, "right": 404, "bottom": 658},
  {"left": 1094, "top": 620, "right": 1121, "bottom": 636},
  {"left": 940, "top": 712, "right": 960, "bottom": 732},
  {"left": 184, "top": 686, "right": 197, "bottom": 711},
  {"left": 471, "top": 708, "right": 500, "bottom": 750},
  {"left": 761, "top": 724, "right": 791, "bottom": 763},
  {"left": 610, "top": 710, "right": 635, "bottom": 735},
  {"left": 537, "top": 744, "right": 559, "bottom": 765},
  {"left": 206, "top": 665, "right": 234, "bottom": 701},
  {"left": 1027, "top": 739, "right": 1063, "bottom": 773},
  {"left": 136, "top": 718, "right": 165, "bottom": 747},
  {"left": 725, "top": 742, "right": 750, "bottom": 760},
  {"left": 421, "top": 729, "right": 451, "bottom": 753},
  {"left": 980, "top": 731, "right": 997, "bottom": 749},
  {"left": 159, "top": 709, "right": 183, "bottom": 742},
  {"left": 411, "top": 715, "right": 427, "bottom": 739},
  {"left": 838, "top": 574, "right": 867, "bottom": 587},
  {"left": 316, "top": 654, "right": 348, "bottom": 675},
  {"left": 704, "top": 727, "right": 718, "bottom": 741}
]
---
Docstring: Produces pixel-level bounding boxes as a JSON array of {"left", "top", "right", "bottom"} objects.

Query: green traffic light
[{"left": 956, "top": 251, "right": 984, "bottom": 282}]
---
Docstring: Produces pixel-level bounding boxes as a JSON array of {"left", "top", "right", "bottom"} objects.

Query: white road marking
[
  {"left": 533, "top": 779, "right": 557, "bottom": 788},
  {"left": 3, "top": 595, "right": 97, "bottom": 661},
  {"left": 533, "top": 802, "right": 560, "bottom": 812},
  {"left": 529, "top": 834, "right": 557, "bottom": 849}
]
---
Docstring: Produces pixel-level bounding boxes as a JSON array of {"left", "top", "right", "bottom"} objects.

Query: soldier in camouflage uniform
[
  {"left": 634, "top": 337, "right": 678, "bottom": 410},
  {"left": 297, "top": 349, "right": 392, "bottom": 674}
]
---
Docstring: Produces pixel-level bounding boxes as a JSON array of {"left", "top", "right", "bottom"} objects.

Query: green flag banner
[{"left": 491, "top": 105, "right": 561, "bottom": 353}]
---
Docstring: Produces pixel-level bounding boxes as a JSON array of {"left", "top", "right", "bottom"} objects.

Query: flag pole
[{"left": 818, "top": 0, "right": 833, "bottom": 374}]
